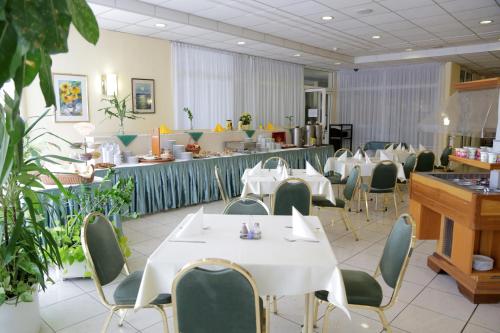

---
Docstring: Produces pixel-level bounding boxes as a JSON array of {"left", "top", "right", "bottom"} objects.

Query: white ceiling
[{"left": 88, "top": 0, "right": 500, "bottom": 74}]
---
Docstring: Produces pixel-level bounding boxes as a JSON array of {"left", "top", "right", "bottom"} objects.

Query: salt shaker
[
  {"left": 240, "top": 222, "right": 249, "bottom": 239},
  {"left": 253, "top": 222, "right": 261, "bottom": 239}
]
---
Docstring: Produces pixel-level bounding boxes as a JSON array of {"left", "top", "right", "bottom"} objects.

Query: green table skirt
[{"left": 95, "top": 146, "right": 333, "bottom": 216}]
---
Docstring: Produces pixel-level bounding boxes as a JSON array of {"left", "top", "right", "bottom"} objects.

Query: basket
[
  {"left": 185, "top": 144, "right": 201, "bottom": 154},
  {"left": 40, "top": 166, "right": 95, "bottom": 185}
]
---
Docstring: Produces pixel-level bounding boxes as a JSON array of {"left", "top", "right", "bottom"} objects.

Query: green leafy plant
[
  {"left": 0, "top": 0, "right": 99, "bottom": 305},
  {"left": 50, "top": 170, "right": 135, "bottom": 275},
  {"left": 285, "top": 115, "right": 295, "bottom": 128},
  {"left": 239, "top": 112, "right": 252, "bottom": 125},
  {"left": 98, "top": 94, "right": 142, "bottom": 134},
  {"left": 183, "top": 107, "right": 193, "bottom": 129}
]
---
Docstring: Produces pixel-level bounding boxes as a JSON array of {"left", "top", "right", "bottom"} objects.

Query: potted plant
[
  {"left": 239, "top": 112, "right": 252, "bottom": 130},
  {"left": 0, "top": 0, "right": 99, "bottom": 331},
  {"left": 50, "top": 170, "right": 134, "bottom": 279},
  {"left": 183, "top": 107, "right": 194, "bottom": 129},
  {"left": 99, "top": 94, "right": 142, "bottom": 135}
]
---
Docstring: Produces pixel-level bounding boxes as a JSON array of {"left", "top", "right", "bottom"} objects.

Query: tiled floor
[{"left": 39, "top": 195, "right": 500, "bottom": 333}]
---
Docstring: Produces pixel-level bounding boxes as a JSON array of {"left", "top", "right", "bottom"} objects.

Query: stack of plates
[
  {"left": 173, "top": 145, "right": 185, "bottom": 159},
  {"left": 473, "top": 255, "right": 494, "bottom": 271},
  {"left": 179, "top": 152, "right": 193, "bottom": 161}
]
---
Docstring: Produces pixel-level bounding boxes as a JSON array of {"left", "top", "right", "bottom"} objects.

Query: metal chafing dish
[{"left": 224, "top": 140, "right": 257, "bottom": 153}]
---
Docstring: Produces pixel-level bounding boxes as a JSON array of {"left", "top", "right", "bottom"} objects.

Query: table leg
[{"left": 302, "top": 293, "right": 314, "bottom": 333}]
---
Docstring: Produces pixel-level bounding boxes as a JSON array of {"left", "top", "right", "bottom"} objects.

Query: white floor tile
[
  {"left": 463, "top": 323, "right": 499, "bottom": 333},
  {"left": 411, "top": 288, "right": 476, "bottom": 321},
  {"left": 391, "top": 304, "right": 466, "bottom": 333},
  {"left": 38, "top": 280, "right": 85, "bottom": 307},
  {"left": 426, "top": 274, "right": 461, "bottom": 296},
  {"left": 58, "top": 312, "right": 138, "bottom": 333},
  {"left": 469, "top": 303, "right": 500, "bottom": 332},
  {"left": 124, "top": 308, "right": 166, "bottom": 331}
]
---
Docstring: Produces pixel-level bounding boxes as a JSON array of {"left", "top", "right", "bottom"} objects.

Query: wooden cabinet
[{"left": 409, "top": 172, "right": 500, "bottom": 303}]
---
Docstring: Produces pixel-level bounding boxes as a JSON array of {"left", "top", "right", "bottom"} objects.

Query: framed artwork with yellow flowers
[{"left": 53, "top": 74, "right": 89, "bottom": 122}]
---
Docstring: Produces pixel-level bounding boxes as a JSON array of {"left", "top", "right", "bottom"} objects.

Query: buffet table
[{"left": 95, "top": 146, "right": 333, "bottom": 216}]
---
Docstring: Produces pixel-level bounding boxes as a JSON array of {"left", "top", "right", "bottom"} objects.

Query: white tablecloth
[
  {"left": 324, "top": 157, "right": 406, "bottom": 181},
  {"left": 135, "top": 214, "right": 349, "bottom": 320},
  {"left": 241, "top": 169, "right": 336, "bottom": 204},
  {"left": 375, "top": 149, "right": 411, "bottom": 163}
]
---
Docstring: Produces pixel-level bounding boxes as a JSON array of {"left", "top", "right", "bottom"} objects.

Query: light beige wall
[{"left": 22, "top": 28, "right": 173, "bottom": 144}]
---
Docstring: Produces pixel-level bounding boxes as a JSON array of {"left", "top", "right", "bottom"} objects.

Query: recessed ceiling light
[
  {"left": 405, "top": 48, "right": 413, "bottom": 51},
  {"left": 480, "top": 19, "right": 493, "bottom": 25},
  {"left": 332, "top": 47, "right": 338, "bottom": 51},
  {"left": 357, "top": 8, "right": 374, "bottom": 15},
  {"left": 372, "top": 35, "right": 381, "bottom": 39},
  {"left": 334, "top": 62, "right": 342, "bottom": 65},
  {"left": 322, "top": 16, "right": 333, "bottom": 21},
  {"left": 237, "top": 41, "right": 246, "bottom": 45},
  {"left": 155, "top": 23, "right": 166, "bottom": 28},
  {"left": 293, "top": 53, "right": 301, "bottom": 57}
]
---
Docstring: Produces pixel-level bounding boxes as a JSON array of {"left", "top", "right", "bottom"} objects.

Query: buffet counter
[{"left": 94, "top": 146, "right": 333, "bottom": 216}]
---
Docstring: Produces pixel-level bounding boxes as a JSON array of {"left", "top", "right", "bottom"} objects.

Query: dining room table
[
  {"left": 134, "top": 213, "right": 350, "bottom": 333},
  {"left": 324, "top": 156, "right": 406, "bottom": 181},
  {"left": 374, "top": 149, "right": 412, "bottom": 163},
  {"left": 240, "top": 168, "right": 336, "bottom": 207}
]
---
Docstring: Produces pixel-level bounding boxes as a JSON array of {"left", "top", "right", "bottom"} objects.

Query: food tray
[
  {"left": 94, "top": 163, "right": 115, "bottom": 169},
  {"left": 139, "top": 157, "right": 175, "bottom": 163}
]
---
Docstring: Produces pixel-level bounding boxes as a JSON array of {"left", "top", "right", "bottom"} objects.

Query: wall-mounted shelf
[{"left": 449, "top": 155, "right": 500, "bottom": 170}]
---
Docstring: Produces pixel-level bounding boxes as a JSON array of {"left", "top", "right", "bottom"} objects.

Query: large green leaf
[
  {"left": 38, "top": 49, "right": 55, "bottom": 107},
  {"left": 66, "top": 0, "right": 99, "bottom": 45},
  {"left": 22, "top": 48, "right": 41, "bottom": 86},
  {"left": 0, "top": 0, "right": 6, "bottom": 20},
  {"left": 0, "top": 21, "right": 18, "bottom": 89},
  {"left": 8, "top": 0, "right": 71, "bottom": 54}
]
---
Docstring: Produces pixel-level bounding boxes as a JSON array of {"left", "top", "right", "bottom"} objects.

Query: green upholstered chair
[
  {"left": 172, "top": 258, "right": 265, "bottom": 333},
  {"left": 223, "top": 197, "right": 270, "bottom": 215},
  {"left": 312, "top": 165, "right": 361, "bottom": 241},
  {"left": 272, "top": 178, "right": 312, "bottom": 215},
  {"left": 314, "top": 214, "right": 416, "bottom": 333},
  {"left": 215, "top": 165, "right": 229, "bottom": 204},
  {"left": 397, "top": 153, "right": 417, "bottom": 200},
  {"left": 360, "top": 161, "right": 398, "bottom": 221},
  {"left": 436, "top": 146, "right": 453, "bottom": 171},
  {"left": 328, "top": 148, "right": 353, "bottom": 196},
  {"left": 262, "top": 156, "right": 289, "bottom": 169},
  {"left": 415, "top": 150, "right": 435, "bottom": 172},
  {"left": 362, "top": 141, "right": 392, "bottom": 151},
  {"left": 81, "top": 212, "right": 171, "bottom": 333}
]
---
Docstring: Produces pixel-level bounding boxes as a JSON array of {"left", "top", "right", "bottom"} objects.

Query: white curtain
[
  {"left": 337, "top": 63, "right": 445, "bottom": 152},
  {"left": 173, "top": 42, "right": 304, "bottom": 129}
]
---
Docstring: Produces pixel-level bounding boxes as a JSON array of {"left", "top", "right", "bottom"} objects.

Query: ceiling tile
[
  {"left": 150, "top": 30, "right": 189, "bottom": 41},
  {"left": 194, "top": 5, "right": 247, "bottom": 20},
  {"left": 88, "top": 3, "right": 113, "bottom": 15},
  {"left": 339, "top": 2, "right": 391, "bottom": 17},
  {"left": 223, "top": 14, "right": 271, "bottom": 27},
  {"left": 439, "top": 0, "right": 495, "bottom": 13},
  {"left": 280, "top": 1, "right": 331, "bottom": 16},
  {"left": 398, "top": 4, "right": 448, "bottom": 19},
  {"left": 451, "top": 5, "right": 500, "bottom": 21},
  {"left": 96, "top": 17, "right": 128, "bottom": 30},
  {"left": 315, "top": 0, "right": 375, "bottom": 10},
  {"left": 377, "top": 0, "right": 434, "bottom": 11},
  {"left": 136, "top": 18, "right": 183, "bottom": 30},
  {"left": 169, "top": 25, "right": 212, "bottom": 36},
  {"left": 117, "top": 24, "right": 159, "bottom": 36},
  {"left": 99, "top": 8, "right": 151, "bottom": 23},
  {"left": 157, "top": 0, "right": 215, "bottom": 12},
  {"left": 358, "top": 12, "right": 405, "bottom": 25}
]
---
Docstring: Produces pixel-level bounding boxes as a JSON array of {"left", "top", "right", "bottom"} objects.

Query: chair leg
[
  {"left": 321, "top": 304, "right": 334, "bottom": 333},
  {"left": 342, "top": 211, "right": 359, "bottom": 241},
  {"left": 118, "top": 309, "right": 127, "bottom": 326},
  {"left": 155, "top": 306, "right": 170, "bottom": 333},
  {"left": 101, "top": 309, "right": 114, "bottom": 333},
  {"left": 363, "top": 191, "right": 370, "bottom": 221},
  {"left": 376, "top": 308, "right": 392, "bottom": 333},
  {"left": 393, "top": 193, "right": 398, "bottom": 217},
  {"left": 273, "top": 295, "right": 278, "bottom": 314},
  {"left": 266, "top": 296, "right": 271, "bottom": 333},
  {"left": 313, "top": 298, "right": 320, "bottom": 328},
  {"left": 340, "top": 211, "right": 349, "bottom": 231}
]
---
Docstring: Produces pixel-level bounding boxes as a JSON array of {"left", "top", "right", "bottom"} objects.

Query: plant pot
[
  {"left": 58, "top": 260, "right": 89, "bottom": 280},
  {"left": 241, "top": 124, "right": 250, "bottom": 130},
  {"left": 0, "top": 290, "right": 41, "bottom": 333}
]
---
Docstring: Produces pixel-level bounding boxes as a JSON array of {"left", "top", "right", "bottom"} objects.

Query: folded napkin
[
  {"left": 353, "top": 149, "right": 362, "bottom": 160},
  {"left": 365, "top": 155, "right": 371, "bottom": 163},
  {"left": 279, "top": 166, "right": 289, "bottom": 180},
  {"left": 409, "top": 145, "right": 416, "bottom": 154},
  {"left": 159, "top": 124, "right": 173, "bottom": 134},
  {"left": 213, "top": 123, "right": 225, "bottom": 132},
  {"left": 385, "top": 145, "right": 394, "bottom": 152},
  {"left": 379, "top": 151, "right": 391, "bottom": 161},
  {"left": 396, "top": 143, "right": 402, "bottom": 151},
  {"left": 306, "top": 161, "right": 320, "bottom": 176},
  {"left": 175, "top": 207, "right": 205, "bottom": 239},
  {"left": 292, "top": 207, "right": 318, "bottom": 241},
  {"left": 249, "top": 161, "right": 262, "bottom": 175},
  {"left": 419, "top": 144, "right": 426, "bottom": 151},
  {"left": 337, "top": 151, "right": 348, "bottom": 161}
]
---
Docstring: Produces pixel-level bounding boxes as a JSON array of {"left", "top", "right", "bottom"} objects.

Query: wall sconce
[{"left": 101, "top": 73, "right": 118, "bottom": 96}]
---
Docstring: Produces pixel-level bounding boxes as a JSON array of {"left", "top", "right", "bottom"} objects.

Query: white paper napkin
[
  {"left": 175, "top": 207, "right": 205, "bottom": 239},
  {"left": 409, "top": 145, "right": 416, "bottom": 154},
  {"left": 396, "top": 143, "right": 402, "bottom": 151},
  {"left": 365, "top": 155, "right": 371, "bottom": 163},
  {"left": 337, "top": 151, "right": 348, "bottom": 161},
  {"left": 385, "top": 145, "right": 394, "bottom": 152},
  {"left": 306, "top": 161, "right": 320, "bottom": 176},
  {"left": 419, "top": 144, "right": 426, "bottom": 151},
  {"left": 292, "top": 207, "right": 318, "bottom": 241},
  {"left": 249, "top": 161, "right": 262, "bottom": 175},
  {"left": 379, "top": 151, "right": 391, "bottom": 161},
  {"left": 279, "top": 166, "right": 289, "bottom": 180},
  {"left": 353, "top": 149, "right": 362, "bottom": 160}
]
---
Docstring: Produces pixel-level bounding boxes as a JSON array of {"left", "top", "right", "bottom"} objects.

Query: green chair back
[
  {"left": 403, "top": 154, "right": 417, "bottom": 179},
  {"left": 81, "top": 213, "right": 124, "bottom": 286},
  {"left": 215, "top": 165, "right": 229, "bottom": 203},
  {"left": 263, "top": 156, "right": 288, "bottom": 169},
  {"left": 440, "top": 146, "right": 453, "bottom": 167},
  {"left": 173, "top": 259, "right": 261, "bottom": 333},
  {"left": 370, "top": 161, "right": 397, "bottom": 191},
  {"left": 415, "top": 150, "right": 435, "bottom": 172},
  {"left": 333, "top": 148, "right": 353, "bottom": 158},
  {"left": 379, "top": 215, "right": 415, "bottom": 288},
  {"left": 273, "top": 178, "right": 311, "bottom": 215},
  {"left": 343, "top": 165, "right": 360, "bottom": 201},
  {"left": 223, "top": 198, "right": 269, "bottom": 215}
]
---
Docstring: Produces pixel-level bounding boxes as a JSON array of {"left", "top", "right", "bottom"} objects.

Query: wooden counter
[{"left": 409, "top": 172, "right": 500, "bottom": 303}]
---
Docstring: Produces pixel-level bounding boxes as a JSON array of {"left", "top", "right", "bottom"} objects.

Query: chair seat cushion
[
  {"left": 113, "top": 271, "right": 171, "bottom": 305},
  {"left": 327, "top": 173, "right": 347, "bottom": 184},
  {"left": 315, "top": 270, "right": 383, "bottom": 307},
  {"left": 312, "top": 197, "right": 345, "bottom": 208},
  {"left": 360, "top": 183, "right": 394, "bottom": 194}
]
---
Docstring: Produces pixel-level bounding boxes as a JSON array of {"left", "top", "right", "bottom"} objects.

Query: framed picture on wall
[
  {"left": 131, "top": 78, "right": 155, "bottom": 114},
  {"left": 53, "top": 73, "right": 89, "bottom": 122}
]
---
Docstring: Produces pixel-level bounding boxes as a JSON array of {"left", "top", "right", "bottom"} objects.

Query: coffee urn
[
  {"left": 314, "top": 124, "right": 322, "bottom": 146},
  {"left": 292, "top": 126, "right": 303, "bottom": 147},
  {"left": 305, "top": 124, "right": 315, "bottom": 146}
]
